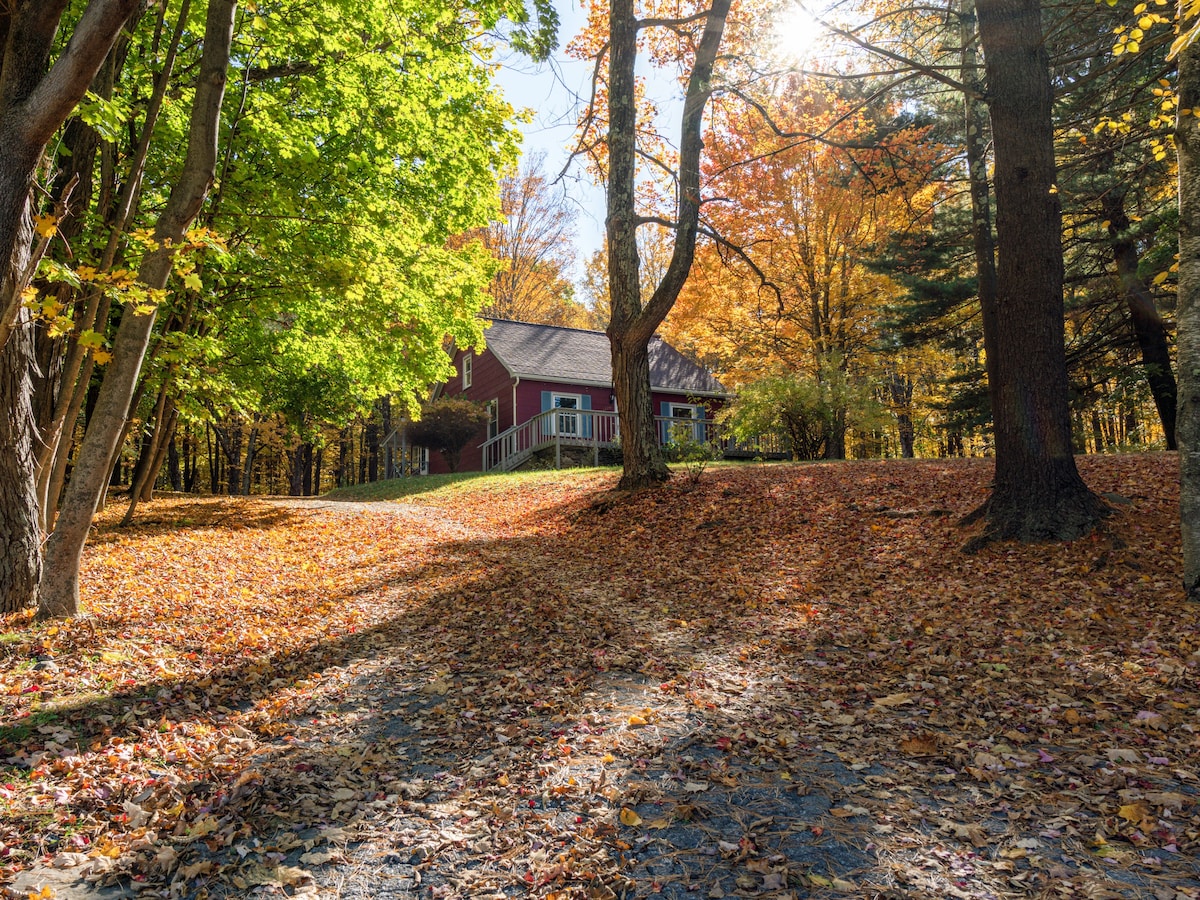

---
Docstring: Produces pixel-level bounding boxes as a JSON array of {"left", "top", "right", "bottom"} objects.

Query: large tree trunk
[
  {"left": 38, "top": 0, "right": 237, "bottom": 618},
  {"left": 604, "top": 0, "right": 730, "bottom": 491},
  {"left": 0, "top": 0, "right": 144, "bottom": 612},
  {"left": 0, "top": 321, "right": 42, "bottom": 612},
  {"left": 1178, "top": 30, "right": 1200, "bottom": 600},
  {"left": 967, "top": 0, "right": 1105, "bottom": 546}
]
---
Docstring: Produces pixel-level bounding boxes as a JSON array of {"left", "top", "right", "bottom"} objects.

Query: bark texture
[
  {"left": 1102, "top": 190, "right": 1177, "bottom": 448},
  {"left": 968, "top": 0, "right": 1106, "bottom": 546},
  {"left": 604, "top": 0, "right": 730, "bottom": 491},
  {"left": 1178, "top": 31, "right": 1200, "bottom": 600},
  {"left": 0, "top": 0, "right": 142, "bottom": 611},
  {"left": 38, "top": 0, "right": 237, "bottom": 617}
]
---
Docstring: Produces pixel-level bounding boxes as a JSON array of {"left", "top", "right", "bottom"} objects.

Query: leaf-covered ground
[{"left": 2, "top": 454, "right": 1198, "bottom": 900}]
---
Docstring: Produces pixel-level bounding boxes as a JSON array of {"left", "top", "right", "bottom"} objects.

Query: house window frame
[
  {"left": 462, "top": 353, "right": 473, "bottom": 389},
  {"left": 666, "top": 402, "right": 706, "bottom": 443},
  {"left": 551, "top": 391, "right": 583, "bottom": 436},
  {"left": 485, "top": 398, "right": 499, "bottom": 440},
  {"left": 668, "top": 402, "right": 699, "bottom": 420}
]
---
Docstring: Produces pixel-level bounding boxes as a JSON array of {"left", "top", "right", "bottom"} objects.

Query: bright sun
[{"left": 771, "top": 4, "right": 829, "bottom": 64}]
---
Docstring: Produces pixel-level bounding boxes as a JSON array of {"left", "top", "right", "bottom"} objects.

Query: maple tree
[
  {"left": 578, "top": 0, "right": 734, "bottom": 489},
  {"left": 37, "top": 0, "right": 238, "bottom": 620},
  {"left": 688, "top": 80, "right": 946, "bottom": 457},
  {"left": 0, "top": 0, "right": 146, "bottom": 612},
  {"left": 472, "top": 152, "right": 589, "bottom": 327}
]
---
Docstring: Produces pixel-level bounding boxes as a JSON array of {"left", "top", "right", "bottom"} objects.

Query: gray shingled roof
[{"left": 483, "top": 319, "right": 728, "bottom": 396}]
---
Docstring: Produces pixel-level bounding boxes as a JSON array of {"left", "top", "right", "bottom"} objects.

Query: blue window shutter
[
  {"left": 694, "top": 404, "right": 705, "bottom": 441},
  {"left": 541, "top": 391, "right": 552, "bottom": 439},
  {"left": 580, "top": 394, "right": 592, "bottom": 438},
  {"left": 660, "top": 401, "right": 670, "bottom": 444}
]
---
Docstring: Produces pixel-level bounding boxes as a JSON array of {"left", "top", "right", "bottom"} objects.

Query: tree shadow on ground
[{"left": 5, "top": 455, "right": 1197, "bottom": 900}]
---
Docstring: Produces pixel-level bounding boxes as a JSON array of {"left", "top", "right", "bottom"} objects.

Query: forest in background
[
  {"left": 55, "top": 0, "right": 1179, "bottom": 500},
  {"left": 11, "top": 0, "right": 1182, "bottom": 503},
  {"left": 0, "top": 0, "right": 1195, "bottom": 614}
]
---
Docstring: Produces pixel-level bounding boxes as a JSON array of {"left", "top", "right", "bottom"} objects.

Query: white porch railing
[
  {"left": 482, "top": 409, "right": 622, "bottom": 472},
  {"left": 480, "top": 410, "right": 787, "bottom": 472}
]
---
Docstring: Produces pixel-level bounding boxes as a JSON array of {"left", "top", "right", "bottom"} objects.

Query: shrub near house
[{"left": 404, "top": 398, "right": 491, "bottom": 473}]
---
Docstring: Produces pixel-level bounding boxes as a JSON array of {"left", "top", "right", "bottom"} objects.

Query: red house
[{"left": 425, "top": 319, "right": 730, "bottom": 473}]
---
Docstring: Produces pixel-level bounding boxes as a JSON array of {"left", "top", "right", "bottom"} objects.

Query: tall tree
[
  {"left": 1178, "top": 14, "right": 1200, "bottom": 600},
  {"left": 476, "top": 152, "right": 584, "bottom": 325},
  {"left": 0, "top": 0, "right": 143, "bottom": 613},
  {"left": 38, "top": 0, "right": 239, "bottom": 618},
  {"left": 603, "top": 0, "right": 732, "bottom": 489},
  {"left": 967, "top": 0, "right": 1106, "bottom": 544}
]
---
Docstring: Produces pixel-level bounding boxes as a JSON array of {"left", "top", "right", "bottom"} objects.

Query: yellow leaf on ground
[{"left": 619, "top": 807, "right": 642, "bottom": 826}]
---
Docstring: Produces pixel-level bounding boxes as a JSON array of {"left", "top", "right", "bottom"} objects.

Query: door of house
[{"left": 552, "top": 394, "right": 580, "bottom": 436}]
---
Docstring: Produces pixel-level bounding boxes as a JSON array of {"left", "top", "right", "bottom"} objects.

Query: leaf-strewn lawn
[{"left": 2, "top": 455, "right": 1197, "bottom": 899}]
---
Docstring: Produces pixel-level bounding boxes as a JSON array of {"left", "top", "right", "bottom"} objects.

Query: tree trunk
[
  {"left": 1102, "top": 190, "right": 1178, "bottom": 449},
  {"left": 0, "top": 319, "right": 42, "bottom": 612},
  {"left": 168, "top": 429, "right": 181, "bottom": 491},
  {"left": 337, "top": 427, "right": 350, "bottom": 486},
  {"left": 288, "top": 444, "right": 304, "bottom": 496},
  {"left": 37, "top": 0, "right": 237, "bottom": 618},
  {"left": 366, "top": 418, "right": 379, "bottom": 482},
  {"left": 240, "top": 424, "right": 258, "bottom": 496},
  {"left": 611, "top": 337, "right": 664, "bottom": 486},
  {"left": 966, "top": 0, "right": 1105, "bottom": 547},
  {"left": 302, "top": 442, "right": 313, "bottom": 496},
  {"left": 890, "top": 373, "right": 915, "bottom": 458},
  {"left": 0, "top": 0, "right": 145, "bottom": 611},
  {"left": 604, "top": 0, "right": 730, "bottom": 490},
  {"left": 1178, "top": 27, "right": 1200, "bottom": 599}
]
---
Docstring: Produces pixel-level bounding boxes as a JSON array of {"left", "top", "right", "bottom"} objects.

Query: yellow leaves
[
  {"left": 27, "top": 888, "right": 56, "bottom": 900},
  {"left": 33, "top": 214, "right": 58, "bottom": 239},
  {"left": 1118, "top": 800, "right": 1154, "bottom": 826},
  {"left": 618, "top": 807, "right": 642, "bottom": 826}
]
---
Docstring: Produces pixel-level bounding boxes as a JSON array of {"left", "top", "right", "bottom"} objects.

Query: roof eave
[{"left": 510, "top": 371, "right": 730, "bottom": 397}]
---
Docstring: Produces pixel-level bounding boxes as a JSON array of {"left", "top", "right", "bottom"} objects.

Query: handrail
[{"left": 478, "top": 409, "right": 787, "bottom": 472}]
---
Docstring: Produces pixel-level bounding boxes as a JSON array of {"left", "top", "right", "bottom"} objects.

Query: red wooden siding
[
  {"left": 429, "top": 346, "right": 516, "bottom": 474},
  {"left": 425, "top": 348, "right": 727, "bottom": 475}
]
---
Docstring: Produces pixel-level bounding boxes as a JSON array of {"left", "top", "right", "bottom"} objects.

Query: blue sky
[{"left": 493, "top": 2, "right": 607, "bottom": 281}]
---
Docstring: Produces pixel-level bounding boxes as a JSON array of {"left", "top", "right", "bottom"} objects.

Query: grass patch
[{"left": 322, "top": 467, "right": 614, "bottom": 502}]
